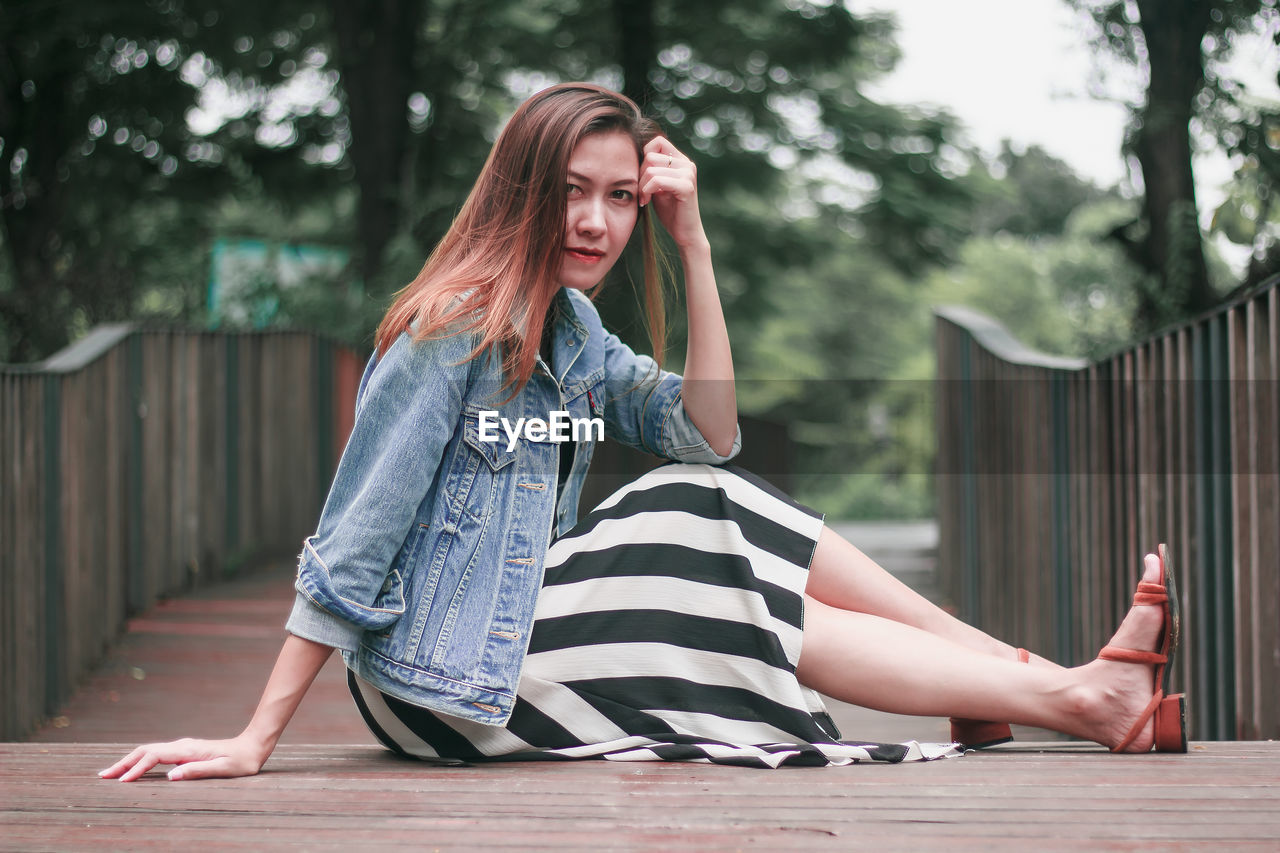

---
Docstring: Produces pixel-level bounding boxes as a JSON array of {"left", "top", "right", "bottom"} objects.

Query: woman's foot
[{"left": 1072, "top": 553, "right": 1170, "bottom": 752}]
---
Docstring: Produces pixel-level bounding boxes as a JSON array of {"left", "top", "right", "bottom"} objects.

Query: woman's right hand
[
  {"left": 99, "top": 733, "right": 270, "bottom": 782},
  {"left": 98, "top": 634, "right": 334, "bottom": 782}
]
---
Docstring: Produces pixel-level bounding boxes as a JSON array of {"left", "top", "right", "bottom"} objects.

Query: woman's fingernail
[{"left": 168, "top": 769, "right": 181, "bottom": 780}]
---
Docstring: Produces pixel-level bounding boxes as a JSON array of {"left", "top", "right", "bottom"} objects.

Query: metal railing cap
[
  {"left": 38, "top": 323, "right": 137, "bottom": 373},
  {"left": 934, "top": 305, "right": 1087, "bottom": 371}
]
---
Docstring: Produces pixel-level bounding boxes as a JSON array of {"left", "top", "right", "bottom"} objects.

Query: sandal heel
[
  {"left": 1154, "top": 693, "right": 1188, "bottom": 753},
  {"left": 950, "top": 719, "right": 1012, "bottom": 749},
  {"left": 949, "top": 648, "right": 1029, "bottom": 749}
]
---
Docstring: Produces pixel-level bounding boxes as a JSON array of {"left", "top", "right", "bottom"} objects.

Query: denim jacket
[{"left": 286, "top": 287, "right": 740, "bottom": 726}]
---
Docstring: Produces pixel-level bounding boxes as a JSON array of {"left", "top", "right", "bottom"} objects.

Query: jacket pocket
[
  {"left": 371, "top": 567, "right": 407, "bottom": 617},
  {"left": 461, "top": 408, "right": 521, "bottom": 472}
]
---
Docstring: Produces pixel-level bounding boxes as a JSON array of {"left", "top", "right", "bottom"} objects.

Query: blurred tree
[
  {"left": 3, "top": 0, "right": 976, "bottom": 361},
  {"left": 752, "top": 147, "right": 1144, "bottom": 519},
  {"left": 0, "top": 1, "right": 345, "bottom": 361},
  {"left": 592, "top": 0, "right": 976, "bottom": 518},
  {"left": 612, "top": 0, "right": 656, "bottom": 108},
  {"left": 925, "top": 201, "right": 1142, "bottom": 360},
  {"left": 1212, "top": 154, "right": 1280, "bottom": 289},
  {"left": 1067, "top": 0, "right": 1280, "bottom": 331},
  {"left": 327, "top": 1, "right": 422, "bottom": 286},
  {"left": 948, "top": 144, "right": 1138, "bottom": 357},
  {"left": 339, "top": 0, "right": 976, "bottom": 350},
  {"left": 970, "top": 142, "right": 1114, "bottom": 237}
]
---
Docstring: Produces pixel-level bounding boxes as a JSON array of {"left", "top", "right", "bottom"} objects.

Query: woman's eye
[
  {"left": 566, "top": 183, "right": 582, "bottom": 196},
  {"left": 611, "top": 189, "right": 634, "bottom": 201}
]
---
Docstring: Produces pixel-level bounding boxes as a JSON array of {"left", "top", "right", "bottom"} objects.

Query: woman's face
[{"left": 557, "top": 130, "right": 640, "bottom": 291}]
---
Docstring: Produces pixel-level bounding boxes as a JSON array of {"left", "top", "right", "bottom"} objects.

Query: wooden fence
[
  {"left": 0, "top": 326, "right": 360, "bottom": 741},
  {"left": 936, "top": 278, "right": 1279, "bottom": 740}
]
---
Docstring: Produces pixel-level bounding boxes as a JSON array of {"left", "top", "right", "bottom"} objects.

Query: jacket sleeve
[
  {"left": 600, "top": 330, "right": 741, "bottom": 464},
  {"left": 285, "top": 328, "right": 476, "bottom": 651}
]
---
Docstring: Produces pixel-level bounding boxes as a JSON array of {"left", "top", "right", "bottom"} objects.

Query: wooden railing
[
  {"left": 936, "top": 278, "right": 1279, "bottom": 740},
  {"left": 1, "top": 326, "right": 361, "bottom": 741}
]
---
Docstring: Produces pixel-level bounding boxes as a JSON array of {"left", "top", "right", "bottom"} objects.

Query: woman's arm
[
  {"left": 98, "top": 634, "right": 333, "bottom": 782},
  {"left": 639, "top": 137, "right": 738, "bottom": 457},
  {"left": 676, "top": 238, "right": 737, "bottom": 456}
]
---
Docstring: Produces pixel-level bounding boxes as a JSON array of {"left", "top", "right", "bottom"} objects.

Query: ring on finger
[{"left": 667, "top": 155, "right": 674, "bottom": 168}]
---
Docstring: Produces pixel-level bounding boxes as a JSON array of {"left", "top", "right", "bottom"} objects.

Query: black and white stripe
[{"left": 350, "top": 463, "right": 961, "bottom": 768}]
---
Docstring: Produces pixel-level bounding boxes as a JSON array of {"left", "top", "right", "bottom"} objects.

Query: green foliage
[
  {"left": 924, "top": 215, "right": 1140, "bottom": 360},
  {"left": 1064, "top": 0, "right": 1280, "bottom": 321},
  {"left": 0, "top": 1, "right": 344, "bottom": 361},
  {"left": 2, "top": 0, "right": 978, "bottom": 363},
  {"left": 972, "top": 143, "right": 1114, "bottom": 238},
  {"left": 727, "top": 217, "right": 938, "bottom": 519},
  {"left": 1210, "top": 133, "right": 1280, "bottom": 288},
  {"left": 202, "top": 184, "right": 381, "bottom": 348},
  {"left": 2, "top": 2, "right": 1167, "bottom": 523},
  {"left": 738, "top": 142, "right": 1145, "bottom": 520}
]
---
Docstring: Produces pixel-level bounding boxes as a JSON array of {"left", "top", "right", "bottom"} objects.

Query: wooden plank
[
  {"left": 1229, "top": 305, "right": 1253, "bottom": 739},
  {"left": 1082, "top": 365, "right": 1103, "bottom": 661},
  {"left": 104, "top": 347, "right": 126, "bottom": 658},
  {"left": 1, "top": 375, "right": 20, "bottom": 736},
  {"left": 1174, "top": 326, "right": 1195, "bottom": 702},
  {"left": 19, "top": 375, "right": 48, "bottom": 738},
  {"left": 1190, "top": 320, "right": 1212, "bottom": 738},
  {"left": 1119, "top": 349, "right": 1136, "bottom": 620},
  {"left": 1254, "top": 292, "right": 1280, "bottom": 739},
  {"left": 3, "top": 743, "right": 1279, "bottom": 850},
  {"left": 1267, "top": 289, "right": 1280, "bottom": 738}
]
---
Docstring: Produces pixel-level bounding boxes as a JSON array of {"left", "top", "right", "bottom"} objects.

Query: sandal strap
[
  {"left": 1098, "top": 645, "right": 1167, "bottom": 665},
  {"left": 1112, "top": 689, "right": 1164, "bottom": 753},
  {"left": 1131, "top": 581, "right": 1168, "bottom": 607}
]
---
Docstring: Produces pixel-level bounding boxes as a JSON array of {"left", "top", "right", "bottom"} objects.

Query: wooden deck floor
[
  {"left": 6, "top": 555, "right": 1280, "bottom": 849},
  {"left": 5, "top": 742, "right": 1278, "bottom": 850}
]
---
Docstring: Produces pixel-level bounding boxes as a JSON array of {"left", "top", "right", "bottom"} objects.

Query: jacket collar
[{"left": 540, "top": 288, "right": 591, "bottom": 384}]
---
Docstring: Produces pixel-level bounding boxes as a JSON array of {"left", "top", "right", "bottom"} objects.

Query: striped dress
[{"left": 349, "top": 463, "right": 959, "bottom": 768}]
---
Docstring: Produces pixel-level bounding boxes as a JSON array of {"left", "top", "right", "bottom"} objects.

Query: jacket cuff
[
  {"left": 660, "top": 391, "right": 742, "bottom": 464},
  {"left": 284, "top": 592, "right": 364, "bottom": 652}
]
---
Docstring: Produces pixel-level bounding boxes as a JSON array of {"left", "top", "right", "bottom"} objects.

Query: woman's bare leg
[
  {"left": 795, "top": 554, "right": 1166, "bottom": 751},
  {"left": 806, "top": 525, "right": 1059, "bottom": 669}
]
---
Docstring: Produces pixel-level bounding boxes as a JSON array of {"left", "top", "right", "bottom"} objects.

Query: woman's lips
[{"left": 566, "top": 248, "right": 604, "bottom": 263}]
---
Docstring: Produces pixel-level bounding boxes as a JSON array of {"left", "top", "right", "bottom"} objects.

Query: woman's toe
[{"left": 1104, "top": 554, "right": 1164, "bottom": 659}]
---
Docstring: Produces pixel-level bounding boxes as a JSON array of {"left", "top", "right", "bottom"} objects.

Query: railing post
[
  {"left": 1194, "top": 315, "right": 1236, "bottom": 739},
  {"left": 1050, "top": 372, "right": 1074, "bottom": 664},
  {"left": 126, "top": 334, "right": 144, "bottom": 614},
  {"left": 315, "top": 338, "right": 333, "bottom": 515},
  {"left": 225, "top": 335, "right": 241, "bottom": 555},
  {"left": 41, "top": 374, "right": 62, "bottom": 717},
  {"left": 956, "top": 340, "right": 979, "bottom": 626}
]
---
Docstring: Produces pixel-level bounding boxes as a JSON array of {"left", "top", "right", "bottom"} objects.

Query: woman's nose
[{"left": 574, "top": 198, "right": 606, "bottom": 235}]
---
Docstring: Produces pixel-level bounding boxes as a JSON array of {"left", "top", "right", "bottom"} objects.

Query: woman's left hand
[{"left": 639, "top": 137, "right": 709, "bottom": 253}]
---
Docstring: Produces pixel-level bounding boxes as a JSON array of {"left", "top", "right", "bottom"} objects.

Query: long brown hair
[{"left": 375, "top": 83, "right": 666, "bottom": 394}]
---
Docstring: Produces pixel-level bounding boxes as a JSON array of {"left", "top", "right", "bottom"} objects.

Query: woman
[{"left": 101, "top": 83, "right": 1185, "bottom": 780}]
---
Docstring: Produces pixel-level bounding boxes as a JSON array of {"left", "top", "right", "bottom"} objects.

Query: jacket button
[{"left": 567, "top": 339, "right": 575, "bottom": 347}]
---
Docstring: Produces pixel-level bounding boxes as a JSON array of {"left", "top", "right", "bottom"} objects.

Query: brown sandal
[{"left": 1098, "top": 544, "right": 1188, "bottom": 753}]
